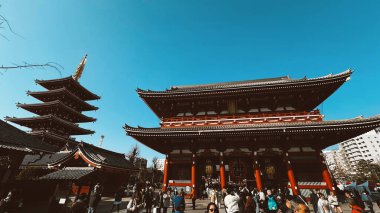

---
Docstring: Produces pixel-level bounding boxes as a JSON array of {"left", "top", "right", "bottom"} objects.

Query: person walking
[
  {"left": 257, "top": 190, "right": 265, "bottom": 213},
  {"left": 144, "top": 187, "right": 154, "bottom": 213},
  {"left": 0, "top": 190, "right": 15, "bottom": 213},
  {"left": 162, "top": 191, "right": 171, "bottom": 213},
  {"left": 71, "top": 194, "right": 87, "bottom": 213},
  {"left": 347, "top": 197, "right": 364, "bottom": 213},
  {"left": 172, "top": 190, "right": 185, "bottom": 213},
  {"left": 317, "top": 193, "right": 330, "bottom": 213},
  {"left": 224, "top": 188, "right": 240, "bottom": 213},
  {"left": 327, "top": 191, "right": 342, "bottom": 213},
  {"left": 88, "top": 183, "right": 102, "bottom": 213},
  {"left": 309, "top": 190, "right": 319, "bottom": 213},
  {"left": 154, "top": 190, "right": 163, "bottom": 213},
  {"left": 265, "top": 190, "right": 278, "bottom": 213},
  {"left": 361, "top": 191, "right": 374, "bottom": 213},
  {"left": 243, "top": 194, "right": 256, "bottom": 213},
  {"left": 127, "top": 192, "right": 145, "bottom": 213},
  {"left": 190, "top": 188, "right": 197, "bottom": 210},
  {"left": 109, "top": 186, "right": 124, "bottom": 212},
  {"left": 216, "top": 188, "right": 222, "bottom": 209}
]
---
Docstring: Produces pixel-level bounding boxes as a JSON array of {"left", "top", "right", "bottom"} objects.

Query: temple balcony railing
[{"left": 161, "top": 110, "right": 324, "bottom": 128}]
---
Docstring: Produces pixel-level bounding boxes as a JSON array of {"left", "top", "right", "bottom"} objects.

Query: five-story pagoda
[
  {"left": 6, "top": 55, "right": 100, "bottom": 151},
  {"left": 125, "top": 70, "right": 380, "bottom": 196}
]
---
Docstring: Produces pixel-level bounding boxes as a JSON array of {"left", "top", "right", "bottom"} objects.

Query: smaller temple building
[
  {"left": 19, "top": 142, "right": 137, "bottom": 203},
  {"left": 0, "top": 120, "right": 56, "bottom": 197},
  {"left": 2, "top": 55, "right": 137, "bottom": 209}
]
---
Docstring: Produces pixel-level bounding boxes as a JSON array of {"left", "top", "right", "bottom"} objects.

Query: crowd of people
[
  {"left": 69, "top": 183, "right": 187, "bottom": 213},
  {"left": 220, "top": 185, "right": 309, "bottom": 213},
  {"left": 66, "top": 181, "right": 380, "bottom": 213},
  {"left": 1, "top": 181, "right": 380, "bottom": 213}
]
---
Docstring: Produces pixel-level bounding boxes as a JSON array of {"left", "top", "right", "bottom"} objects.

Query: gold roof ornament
[{"left": 72, "top": 54, "right": 87, "bottom": 81}]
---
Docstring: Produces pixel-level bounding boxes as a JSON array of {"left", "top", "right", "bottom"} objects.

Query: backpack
[
  {"left": 173, "top": 195, "right": 185, "bottom": 212},
  {"left": 267, "top": 196, "right": 277, "bottom": 210}
]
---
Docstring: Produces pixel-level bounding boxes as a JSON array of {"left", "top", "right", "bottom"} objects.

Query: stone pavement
[{"left": 97, "top": 197, "right": 380, "bottom": 213}]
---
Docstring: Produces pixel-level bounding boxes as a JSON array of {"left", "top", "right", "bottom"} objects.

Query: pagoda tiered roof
[
  {"left": 7, "top": 56, "right": 99, "bottom": 150},
  {"left": 5, "top": 115, "right": 95, "bottom": 135},
  {"left": 27, "top": 88, "right": 98, "bottom": 111},
  {"left": 137, "top": 70, "right": 352, "bottom": 118},
  {"left": 35, "top": 76, "right": 100, "bottom": 101},
  {"left": 124, "top": 114, "right": 380, "bottom": 153},
  {"left": 17, "top": 101, "right": 96, "bottom": 123}
]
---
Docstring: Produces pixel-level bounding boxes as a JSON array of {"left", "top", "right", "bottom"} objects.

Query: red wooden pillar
[
  {"left": 162, "top": 155, "right": 169, "bottom": 191},
  {"left": 252, "top": 151, "right": 262, "bottom": 191},
  {"left": 319, "top": 152, "right": 335, "bottom": 193},
  {"left": 219, "top": 152, "right": 226, "bottom": 189},
  {"left": 285, "top": 153, "right": 299, "bottom": 195},
  {"left": 191, "top": 153, "right": 196, "bottom": 189}
]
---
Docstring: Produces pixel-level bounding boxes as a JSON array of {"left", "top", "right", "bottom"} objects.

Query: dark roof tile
[
  {"left": 79, "top": 143, "right": 136, "bottom": 170},
  {"left": 39, "top": 167, "right": 95, "bottom": 180},
  {"left": 0, "top": 120, "right": 56, "bottom": 153},
  {"left": 21, "top": 152, "right": 70, "bottom": 167}
]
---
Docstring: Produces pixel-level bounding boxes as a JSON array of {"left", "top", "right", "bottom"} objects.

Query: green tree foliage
[
  {"left": 353, "top": 160, "right": 380, "bottom": 182},
  {"left": 331, "top": 163, "right": 354, "bottom": 182}
]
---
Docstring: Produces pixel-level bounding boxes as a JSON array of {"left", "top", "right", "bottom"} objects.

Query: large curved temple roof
[
  {"left": 136, "top": 70, "right": 352, "bottom": 118},
  {"left": 124, "top": 114, "right": 380, "bottom": 153},
  {"left": 138, "top": 70, "right": 351, "bottom": 96}
]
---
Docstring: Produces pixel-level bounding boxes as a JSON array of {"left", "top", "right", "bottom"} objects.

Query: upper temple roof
[
  {"left": 137, "top": 70, "right": 351, "bottom": 95},
  {"left": 171, "top": 76, "right": 291, "bottom": 91},
  {"left": 35, "top": 76, "right": 100, "bottom": 101},
  {"left": 136, "top": 70, "right": 352, "bottom": 119}
]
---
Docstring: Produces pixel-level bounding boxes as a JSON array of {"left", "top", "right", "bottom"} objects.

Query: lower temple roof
[{"left": 124, "top": 115, "right": 380, "bottom": 153}]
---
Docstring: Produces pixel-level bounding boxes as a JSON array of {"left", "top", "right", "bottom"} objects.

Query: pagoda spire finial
[{"left": 72, "top": 54, "right": 87, "bottom": 81}]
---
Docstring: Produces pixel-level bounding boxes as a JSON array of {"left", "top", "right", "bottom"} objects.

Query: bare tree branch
[
  {"left": 0, "top": 3, "right": 23, "bottom": 40},
  {"left": 0, "top": 5, "right": 62, "bottom": 76},
  {"left": 0, "top": 62, "right": 63, "bottom": 76},
  {"left": 152, "top": 156, "right": 158, "bottom": 170},
  {"left": 126, "top": 144, "right": 140, "bottom": 166}
]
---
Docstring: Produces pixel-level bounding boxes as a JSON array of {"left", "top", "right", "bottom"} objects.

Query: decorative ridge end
[
  {"left": 72, "top": 54, "right": 87, "bottom": 81},
  {"left": 136, "top": 88, "right": 146, "bottom": 93}
]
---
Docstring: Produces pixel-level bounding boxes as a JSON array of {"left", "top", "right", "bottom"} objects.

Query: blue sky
[{"left": 1, "top": 0, "right": 380, "bottom": 163}]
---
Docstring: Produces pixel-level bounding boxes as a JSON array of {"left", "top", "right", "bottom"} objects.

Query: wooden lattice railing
[{"left": 161, "top": 110, "right": 323, "bottom": 128}]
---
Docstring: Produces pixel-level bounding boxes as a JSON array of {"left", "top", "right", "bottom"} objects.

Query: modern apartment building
[
  {"left": 325, "top": 130, "right": 380, "bottom": 173},
  {"left": 340, "top": 130, "right": 380, "bottom": 167}
]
